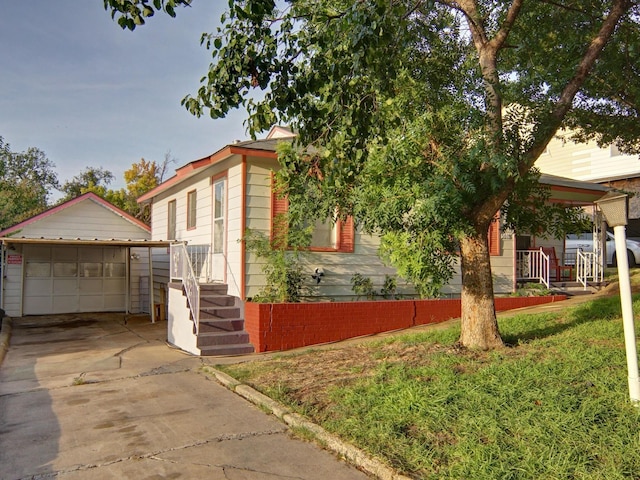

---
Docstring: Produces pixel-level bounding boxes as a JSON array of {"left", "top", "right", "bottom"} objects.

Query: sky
[{"left": 0, "top": 1, "right": 251, "bottom": 197}]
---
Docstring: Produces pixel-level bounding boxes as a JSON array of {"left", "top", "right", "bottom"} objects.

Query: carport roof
[{"left": 0, "top": 238, "right": 174, "bottom": 247}]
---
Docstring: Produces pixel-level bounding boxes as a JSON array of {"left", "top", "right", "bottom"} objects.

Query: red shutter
[
  {"left": 488, "top": 211, "right": 501, "bottom": 256},
  {"left": 338, "top": 216, "right": 355, "bottom": 253},
  {"left": 270, "top": 174, "right": 289, "bottom": 244}
]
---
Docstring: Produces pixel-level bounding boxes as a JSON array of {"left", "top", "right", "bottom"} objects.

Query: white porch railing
[
  {"left": 576, "top": 250, "right": 602, "bottom": 290},
  {"left": 516, "top": 248, "right": 550, "bottom": 288},
  {"left": 170, "top": 243, "right": 201, "bottom": 335}
]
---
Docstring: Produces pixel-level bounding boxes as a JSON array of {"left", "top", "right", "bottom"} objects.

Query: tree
[
  {"left": 0, "top": 136, "right": 59, "bottom": 229},
  {"left": 59, "top": 167, "right": 115, "bottom": 202},
  {"left": 105, "top": 0, "right": 640, "bottom": 349}
]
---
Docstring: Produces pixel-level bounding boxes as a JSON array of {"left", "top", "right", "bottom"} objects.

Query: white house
[
  {"left": 137, "top": 127, "right": 609, "bottom": 355},
  {"left": 0, "top": 192, "right": 170, "bottom": 318}
]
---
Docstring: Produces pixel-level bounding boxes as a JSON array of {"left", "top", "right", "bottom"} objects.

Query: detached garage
[{"left": 0, "top": 193, "right": 170, "bottom": 318}]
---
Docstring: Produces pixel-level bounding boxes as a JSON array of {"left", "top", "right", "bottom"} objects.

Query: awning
[{"left": 0, "top": 237, "right": 175, "bottom": 247}]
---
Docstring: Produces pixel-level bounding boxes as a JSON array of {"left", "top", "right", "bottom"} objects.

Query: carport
[{"left": 1, "top": 238, "right": 171, "bottom": 321}]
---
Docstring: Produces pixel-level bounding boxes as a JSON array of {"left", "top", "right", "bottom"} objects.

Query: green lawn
[{"left": 218, "top": 293, "right": 640, "bottom": 479}]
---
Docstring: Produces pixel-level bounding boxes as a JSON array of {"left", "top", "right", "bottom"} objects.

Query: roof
[
  {"left": 0, "top": 192, "right": 151, "bottom": 238},
  {"left": 540, "top": 173, "right": 609, "bottom": 205},
  {"left": 138, "top": 137, "right": 288, "bottom": 204}
]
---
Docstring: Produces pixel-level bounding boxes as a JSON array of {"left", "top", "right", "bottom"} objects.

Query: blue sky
[{"left": 0, "top": 1, "right": 250, "bottom": 196}]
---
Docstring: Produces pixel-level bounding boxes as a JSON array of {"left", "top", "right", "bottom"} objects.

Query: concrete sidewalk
[{"left": 0, "top": 313, "right": 370, "bottom": 479}]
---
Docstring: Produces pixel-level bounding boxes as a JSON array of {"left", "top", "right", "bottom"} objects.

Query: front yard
[{"left": 218, "top": 285, "right": 640, "bottom": 479}]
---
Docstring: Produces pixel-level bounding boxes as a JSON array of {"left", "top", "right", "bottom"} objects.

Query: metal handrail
[
  {"left": 577, "top": 249, "right": 600, "bottom": 290},
  {"left": 170, "top": 243, "right": 201, "bottom": 335},
  {"left": 516, "top": 248, "right": 550, "bottom": 288}
]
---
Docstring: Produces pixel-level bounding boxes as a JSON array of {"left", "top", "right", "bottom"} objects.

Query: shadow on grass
[{"left": 501, "top": 294, "right": 626, "bottom": 345}]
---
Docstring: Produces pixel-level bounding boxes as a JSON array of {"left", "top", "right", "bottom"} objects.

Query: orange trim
[
  {"left": 138, "top": 145, "right": 278, "bottom": 204},
  {"left": 240, "top": 156, "right": 247, "bottom": 300},
  {"left": 0, "top": 192, "right": 150, "bottom": 236}
]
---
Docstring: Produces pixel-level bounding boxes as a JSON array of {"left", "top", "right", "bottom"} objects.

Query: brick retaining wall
[{"left": 245, "top": 295, "right": 567, "bottom": 352}]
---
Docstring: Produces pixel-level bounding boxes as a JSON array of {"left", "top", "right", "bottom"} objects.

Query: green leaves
[{"left": 103, "top": 0, "right": 192, "bottom": 30}]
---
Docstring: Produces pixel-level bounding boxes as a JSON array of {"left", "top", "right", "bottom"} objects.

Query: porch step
[
  {"left": 197, "top": 330, "right": 251, "bottom": 347},
  {"left": 199, "top": 318, "right": 246, "bottom": 333},
  {"left": 199, "top": 305, "right": 241, "bottom": 320},
  {"left": 199, "top": 343, "right": 255, "bottom": 356},
  {"left": 199, "top": 283, "right": 228, "bottom": 295},
  {"left": 550, "top": 281, "right": 602, "bottom": 296},
  {"left": 200, "top": 293, "right": 235, "bottom": 307}
]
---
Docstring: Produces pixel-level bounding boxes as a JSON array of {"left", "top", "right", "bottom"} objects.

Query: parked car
[{"left": 565, "top": 231, "right": 640, "bottom": 268}]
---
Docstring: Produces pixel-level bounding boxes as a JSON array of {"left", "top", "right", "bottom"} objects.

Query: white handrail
[
  {"left": 515, "top": 248, "right": 550, "bottom": 288},
  {"left": 577, "top": 250, "right": 600, "bottom": 290},
  {"left": 170, "top": 243, "right": 201, "bottom": 335}
]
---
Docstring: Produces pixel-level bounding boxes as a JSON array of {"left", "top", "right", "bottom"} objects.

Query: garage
[
  {"left": 0, "top": 192, "right": 171, "bottom": 318},
  {"left": 23, "top": 244, "right": 127, "bottom": 315}
]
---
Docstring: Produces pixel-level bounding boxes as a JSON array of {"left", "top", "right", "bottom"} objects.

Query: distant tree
[
  {"left": 62, "top": 156, "right": 174, "bottom": 224},
  {"left": 0, "top": 136, "right": 59, "bottom": 229},
  {"left": 59, "top": 167, "right": 115, "bottom": 202}
]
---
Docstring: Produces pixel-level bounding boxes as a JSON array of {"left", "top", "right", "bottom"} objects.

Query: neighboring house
[
  {"left": 0, "top": 192, "right": 170, "bottom": 318},
  {"left": 138, "top": 127, "right": 609, "bottom": 355},
  {"left": 536, "top": 133, "right": 640, "bottom": 220}
]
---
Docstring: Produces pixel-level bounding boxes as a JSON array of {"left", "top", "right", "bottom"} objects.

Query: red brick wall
[{"left": 245, "top": 295, "right": 566, "bottom": 353}]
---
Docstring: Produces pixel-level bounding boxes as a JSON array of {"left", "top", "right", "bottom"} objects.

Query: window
[
  {"left": 271, "top": 180, "right": 355, "bottom": 252},
  {"left": 187, "top": 190, "right": 197, "bottom": 230},
  {"left": 167, "top": 200, "right": 176, "bottom": 240}
]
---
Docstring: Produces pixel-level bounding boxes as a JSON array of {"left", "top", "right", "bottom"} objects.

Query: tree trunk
[{"left": 458, "top": 230, "right": 504, "bottom": 350}]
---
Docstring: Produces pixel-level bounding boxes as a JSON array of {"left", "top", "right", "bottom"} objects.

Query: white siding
[
  {"left": 242, "top": 158, "right": 518, "bottom": 299},
  {"left": 2, "top": 244, "right": 24, "bottom": 317},
  {"left": 536, "top": 135, "right": 639, "bottom": 183},
  {"left": 16, "top": 199, "right": 150, "bottom": 240}
]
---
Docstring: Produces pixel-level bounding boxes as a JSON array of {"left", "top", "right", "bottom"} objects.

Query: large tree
[
  {"left": 0, "top": 136, "right": 59, "bottom": 229},
  {"left": 105, "top": 0, "right": 640, "bottom": 349}
]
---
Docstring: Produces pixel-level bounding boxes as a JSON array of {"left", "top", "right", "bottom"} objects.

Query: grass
[{"left": 218, "top": 292, "right": 640, "bottom": 479}]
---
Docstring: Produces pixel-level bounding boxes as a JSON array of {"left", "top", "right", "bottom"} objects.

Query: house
[
  {"left": 138, "top": 127, "right": 610, "bottom": 355},
  {"left": 535, "top": 133, "right": 640, "bottom": 222},
  {"left": 0, "top": 192, "right": 170, "bottom": 318}
]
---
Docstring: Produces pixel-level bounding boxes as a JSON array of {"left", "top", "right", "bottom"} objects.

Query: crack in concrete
[{"left": 19, "top": 428, "right": 289, "bottom": 479}]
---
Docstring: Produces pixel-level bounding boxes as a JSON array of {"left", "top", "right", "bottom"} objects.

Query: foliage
[
  {"left": 0, "top": 136, "right": 59, "bottom": 229},
  {"left": 512, "top": 282, "right": 553, "bottom": 297},
  {"left": 350, "top": 273, "right": 376, "bottom": 301},
  {"left": 220, "top": 294, "right": 640, "bottom": 478},
  {"left": 59, "top": 167, "right": 115, "bottom": 201},
  {"left": 244, "top": 213, "right": 312, "bottom": 303},
  {"left": 351, "top": 273, "right": 398, "bottom": 300},
  {"left": 380, "top": 275, "right": 397, "bottom": 299},
  {"left": 104, "top": 1, "right": 640, "bottom": 348},
  {"left": 59, "top": 157, "right": 170, "bottom": 224},
  {"left": 103, "top": 0, "right": 192, "bottom": 30}
]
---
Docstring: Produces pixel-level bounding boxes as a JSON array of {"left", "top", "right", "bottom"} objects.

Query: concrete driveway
[{"left": 0, "top": 313, "right": 369, "bottom": 479}]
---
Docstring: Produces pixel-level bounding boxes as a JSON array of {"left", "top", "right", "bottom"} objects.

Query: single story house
[
  {"left": 0, "top": 192, "right": 170, "bottom": 318},
  {"left": 137, "top": 127, "right": 609, "bottom": 355}
]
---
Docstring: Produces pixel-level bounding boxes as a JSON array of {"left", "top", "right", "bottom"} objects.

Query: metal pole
[
  {"left": 612, "top": 224, "right": 640, "bottom": 404},
  {"left": 149, "top": 247, "right": 155, "bottom": 324}
]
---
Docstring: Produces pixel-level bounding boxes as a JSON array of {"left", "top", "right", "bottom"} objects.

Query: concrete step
[
  {"left": 199, "top": 294, "right": 235, "bottom": 307},
  {"left": 199, "top": 343, "right": 255, "bottom": 356},
  {"left": 198, "top": 318, "right": 245, "bottom": 333},
  {"left": 199, "top": 305, "right": 241, "bottom": 320},
  {"left": 197, "top": 330, "right": 251, "bottom": 347},
  {"left": 199, "top": 283, "right": 228, "bottom": 295}
]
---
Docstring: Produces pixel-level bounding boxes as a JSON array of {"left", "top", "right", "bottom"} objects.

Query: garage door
[{"left": 23, "top": 245, "right": 126, "bottom": 315}]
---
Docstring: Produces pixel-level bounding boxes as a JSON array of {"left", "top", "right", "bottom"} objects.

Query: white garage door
[{"left": 23, "top": 245, "right": 126, "bottom": 315}]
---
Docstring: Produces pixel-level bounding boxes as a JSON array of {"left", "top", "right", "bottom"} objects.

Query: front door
[{"left": 212, "top": 178, "right": 226, "bottom": 282}]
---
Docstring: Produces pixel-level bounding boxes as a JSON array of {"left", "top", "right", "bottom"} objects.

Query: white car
[{"left": 565, "top": 231, "right": 640, "bottom": 268}]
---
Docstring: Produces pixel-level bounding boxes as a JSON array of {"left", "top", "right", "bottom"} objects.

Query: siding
[
  {"left": 2, "top": 244, "right": 24, "bottom": 317},
  {"left": 536, "top": 136, "right": 640, "bottom": 183},
  {"left": 15, "top": 199, "right": 150, "bottom": 240},
  {"left": 243, "top": 158, "right": 517, "bottom": 300}
]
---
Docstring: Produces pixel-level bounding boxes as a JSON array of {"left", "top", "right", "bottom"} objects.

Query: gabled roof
[
  {"left": 137, "top": 137, "right": 287, "bottom": 204},
  {"left": 0, "top": 192, "right": 150, "bottom": 237}
]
